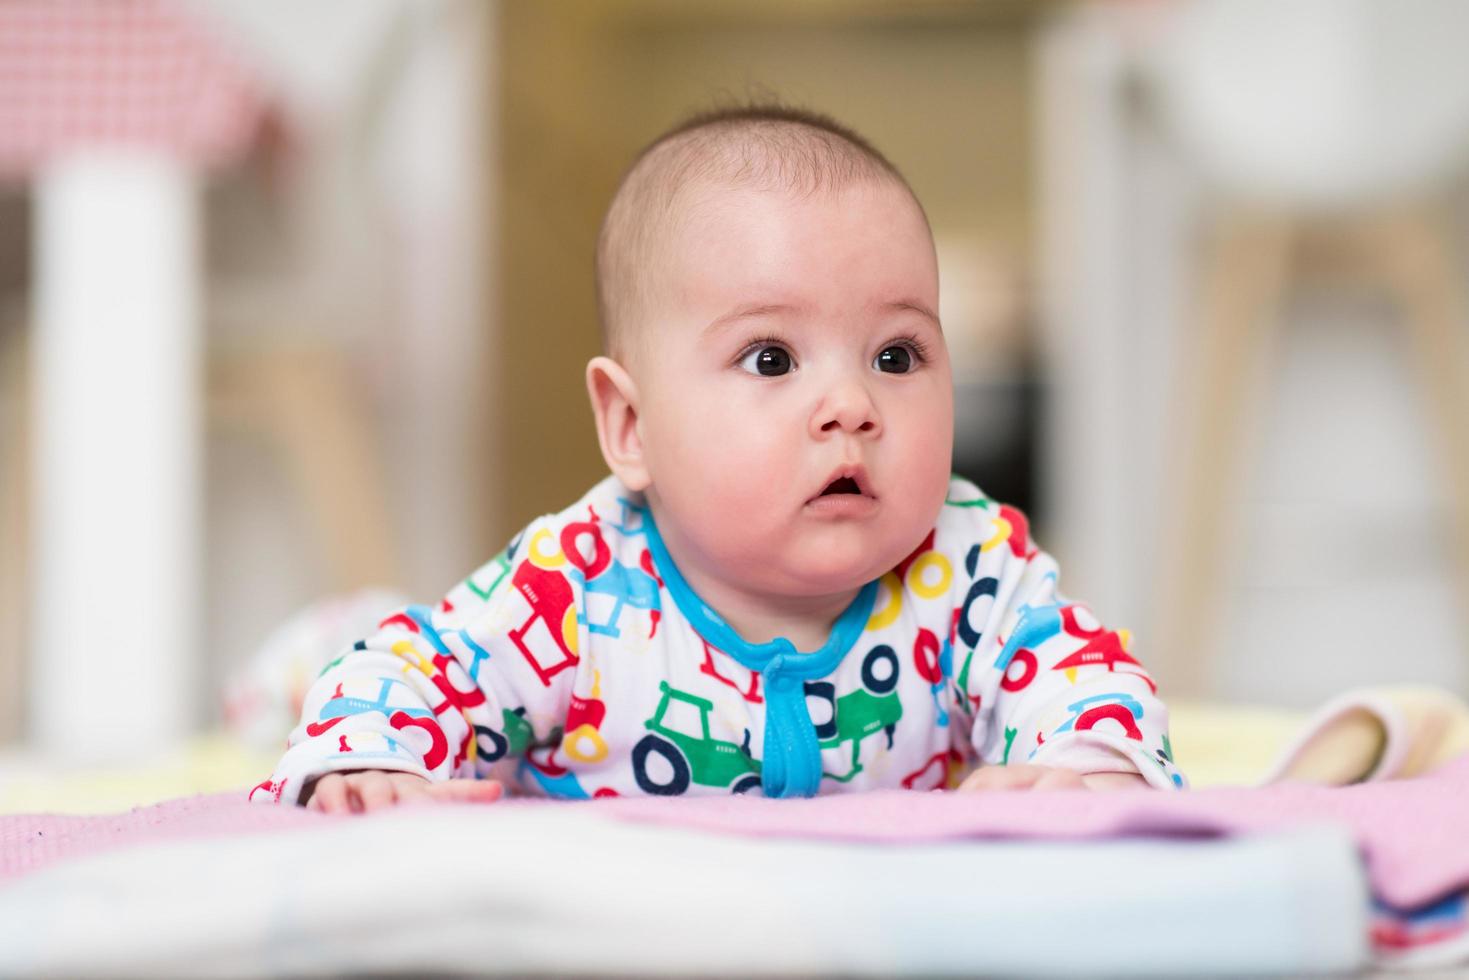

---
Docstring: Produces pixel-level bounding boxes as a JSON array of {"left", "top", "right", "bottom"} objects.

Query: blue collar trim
[{"left": 638, "top": 500, "right": 878, "bottom": 799}]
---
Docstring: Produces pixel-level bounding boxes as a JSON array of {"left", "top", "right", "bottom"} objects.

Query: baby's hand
[
  {"left": 958, "top": 764, "right": 1150, "bottom": 792},
  {"left": 303, "top": 770, "right": 504, "bottom": 814}
]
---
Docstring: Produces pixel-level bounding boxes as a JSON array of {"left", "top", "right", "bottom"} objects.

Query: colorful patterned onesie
[{"left": 254, "top": 475, "right": 1185, "bottom": 805}]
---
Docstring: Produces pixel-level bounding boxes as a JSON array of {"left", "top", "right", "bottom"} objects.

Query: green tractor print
[
  {"left": 474, "top": 706, "right": 534, "bottom": 763},
  {"left": 807, "top": 644, "right": 904, "bottom": 783},
  {"left": 633, "top": 681, "right": 762, "bottom": 796}
]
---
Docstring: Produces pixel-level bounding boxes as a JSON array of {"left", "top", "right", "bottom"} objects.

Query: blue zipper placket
[{"left": 639, "top": 501, "right": 878, "bottom": 798}]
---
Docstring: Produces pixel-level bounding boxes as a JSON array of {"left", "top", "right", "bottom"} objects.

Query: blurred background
[{"left": 2, "top": 0, "right": 1469, "bottom": 771}]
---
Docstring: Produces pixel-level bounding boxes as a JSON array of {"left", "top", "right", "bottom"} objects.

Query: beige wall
[{"left": 489, "top": 1, "right": 1040, "bottom": 543}]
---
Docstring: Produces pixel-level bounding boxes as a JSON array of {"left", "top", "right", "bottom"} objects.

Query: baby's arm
[
  {"left": 266, "top": 615, "right": 504, "bottom": 811},
  {"left": 950, "top": 499, "right": 1184, "bottom": 791},
  {"left": 257, "top": 521, "right": 581, "bottom": 810}
]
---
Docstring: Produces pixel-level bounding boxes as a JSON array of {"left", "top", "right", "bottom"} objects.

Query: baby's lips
[{"left": 811, "top": 463, "right": 874, "bottom": 501}]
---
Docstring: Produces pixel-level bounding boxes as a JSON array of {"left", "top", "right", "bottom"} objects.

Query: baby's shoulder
[
  {"left": 930, "top": 474, "right": 1039, "bottom": 569},
  {"left": 448, "top": 475, "right": 649, "bottom": 616},
  {"left": 932, "top": 474, "right": 999, "bottom": 542},
  {"left": 544, "top": 474, "right": 653, "bottom": 560},
  {"left": 939, "top": 473, "right": 994, "bottom": 512}
]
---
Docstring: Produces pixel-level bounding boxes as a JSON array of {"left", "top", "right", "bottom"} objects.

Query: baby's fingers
[
  {"left": 1032, "top": 767, "right": 1085, "bottom": 790},
  {"left": 959, "top": 765, "right": 1044, "bottom": 792},
  {"left": 388, "top": 773, "right": 434, "bottom": 804},
  {"left": 424, "top": 779, "right": 504, "bottom": 805},
  {"left": 306, "top": 774, "right": 349, "bottom": 813},
  {"left": 350, "top": 773, "right": 397, "bottom": 813},
  {"left": 958, "top": 765, "right": 1088, "bottom": 792}
]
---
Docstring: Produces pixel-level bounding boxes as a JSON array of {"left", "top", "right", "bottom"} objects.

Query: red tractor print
[{"left": 507, "top": 559, "right": 580, "bottom": 687}]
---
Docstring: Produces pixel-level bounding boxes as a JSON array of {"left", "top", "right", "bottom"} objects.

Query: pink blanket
[
  {"left": 0, "top": 790, "right": 320, "bottom": 882},
  {"left": 5, "top": 756, "right": 1468, "bottom": 912}
]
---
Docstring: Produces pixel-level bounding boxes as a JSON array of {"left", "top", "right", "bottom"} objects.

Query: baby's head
[{"left": 586, "top": 105, "right": 953, "bottom": 607}]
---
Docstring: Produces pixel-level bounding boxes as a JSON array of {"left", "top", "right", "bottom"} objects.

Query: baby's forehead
[
  {"left": 642, "top": 182, "right": 936, "bottom": 339},
  {"left": 658, "top": 175, "right": 926, "bottom": 258},
  {"left": 597, "top": 117, "right": 931, "bottom": 364},
  {"left": 653, "top": 179, "right": 770, "bottom": 254}
]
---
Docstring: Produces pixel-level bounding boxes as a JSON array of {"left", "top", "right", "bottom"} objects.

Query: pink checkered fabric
[{"left": 0, "top": 0, "right": 270, "bottom": 179}]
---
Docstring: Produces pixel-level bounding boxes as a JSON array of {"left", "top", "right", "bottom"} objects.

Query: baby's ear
[{"left": 585, "top": 356, "right": 650, "bottom": 491}]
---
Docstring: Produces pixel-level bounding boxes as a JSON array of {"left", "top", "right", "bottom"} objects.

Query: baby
[{"left": 255, "top": 105, "right": 1185, "bottom": 813}]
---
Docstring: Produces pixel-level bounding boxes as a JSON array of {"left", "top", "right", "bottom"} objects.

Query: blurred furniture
[
  {"left": 1, "top": 0, "right": 490, "bottom": 754},
  {"left": 1148, "top": 0, "right": 1469, "bottom": 697},
  {"left": 1161, "top": 207, "right": 1469, "bottom": 697},
  {"left": 207, "top": 341, "right": 397, "bottom": 593},
  {"left": 1039, "top": 1, "right": 1469, "bottom": 700},
  {"left": 0, "top": 0, "right": 275, "bottom": 758},
  {"left": 0, "top": 318, "right": 401, "bottom": 749},
  {"left": 0, "top": 318, "right": 28, "bottom": 745}
]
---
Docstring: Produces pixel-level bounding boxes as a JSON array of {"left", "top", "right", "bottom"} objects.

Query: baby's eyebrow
[
  {"left": 884, "top": 299, "right": 941, "bottom": 327},
  {"left": 705, "top": 299, "right": 939, "bottom": 334},
  {"left": 704, "top": 303, "right": 799, "bottom": 334}
]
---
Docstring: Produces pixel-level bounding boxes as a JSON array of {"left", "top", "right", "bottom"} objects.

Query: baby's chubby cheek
[
  {"left": 650, "top": 437, "right": 792, "bottom": 528},
  {"left": 641, "top": 392, "right": 793, "bottom": 503}
]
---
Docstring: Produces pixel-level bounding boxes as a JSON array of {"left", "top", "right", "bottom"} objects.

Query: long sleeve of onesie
[
  {"left": 943, "top": 482, "right": 1186, "bottom": 789},
  {"left": 253, "top": 515, "right": 585, "bottom": 806}
]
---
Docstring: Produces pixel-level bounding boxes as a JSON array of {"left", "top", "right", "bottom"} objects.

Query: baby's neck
[
  {"left": 648, "top": 512, "right": 863, "bottom": 652},
  {"left": 694, "top": 577, "right": 862, "bottom": 653}
]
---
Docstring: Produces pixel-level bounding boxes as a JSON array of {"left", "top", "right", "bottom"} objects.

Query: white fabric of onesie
[{"left": 254, "top": 475, "right": 1185, "bottom": 805}]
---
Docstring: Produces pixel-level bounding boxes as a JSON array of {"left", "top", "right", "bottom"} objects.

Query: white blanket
[{"left": 0, "top": 804, "right": 1366, "bottom": 977}]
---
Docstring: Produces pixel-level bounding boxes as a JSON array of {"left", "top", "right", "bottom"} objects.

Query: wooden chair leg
[
  {"left": 259, "top": 348, "right": 400, "bottom": 592},
  {"left": 0, "top": 326, "right": 29, "bottom": 745},
  {"left": 1154, "top": 212, "right": 1297, "bottom": 699},
  {"left": 1369, "top": 207, "right": 1469, "bottom": 646}
]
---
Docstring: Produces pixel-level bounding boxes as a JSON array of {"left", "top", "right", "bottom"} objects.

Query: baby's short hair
[{"left": 594, "top": 103, "right": 922, "bottom": 364}]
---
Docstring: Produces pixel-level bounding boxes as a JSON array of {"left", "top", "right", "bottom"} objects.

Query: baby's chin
[{"left": 746, "top": 545, "right": 903, "bottom": 597}]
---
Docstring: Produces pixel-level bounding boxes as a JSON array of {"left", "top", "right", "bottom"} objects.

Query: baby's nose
[{"left": 813, "top": 381, "right": 881, "bottom": 437}]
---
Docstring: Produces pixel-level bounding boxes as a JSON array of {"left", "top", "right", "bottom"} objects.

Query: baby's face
[{"left": 633, "top": 179, "right": 954, "bottom": 598}]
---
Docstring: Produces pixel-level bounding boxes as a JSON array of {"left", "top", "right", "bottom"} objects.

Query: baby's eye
[
  {"left": 874, "top": 345, "right": 915, "bottom": 374},
  {"left": 738, "top": 345, "right": 794, "bottom": 377}
]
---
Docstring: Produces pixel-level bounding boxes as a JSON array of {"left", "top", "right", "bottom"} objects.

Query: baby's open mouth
[
  {"left": 820, "top": 476, "right": 862, "bottom": 496},
  {"left": 806, "top": 467, "right": 878, "bottom": 516}
]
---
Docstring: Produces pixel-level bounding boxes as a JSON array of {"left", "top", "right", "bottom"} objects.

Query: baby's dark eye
[
  {"left": 739, "top": 345, "right": 793, "bottom": 377},
  {"left": 874, "top": 346, "right": 914, "bottom": 374}
]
